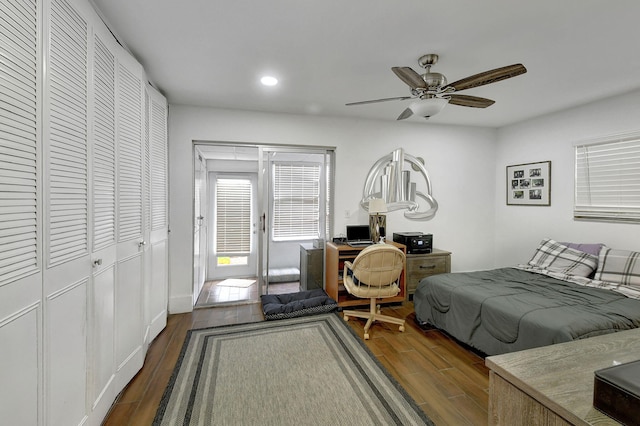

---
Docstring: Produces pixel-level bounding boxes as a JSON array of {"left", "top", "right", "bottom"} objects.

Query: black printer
[{"left": 393, "top": 232, "right": 433, "bottom": 254}]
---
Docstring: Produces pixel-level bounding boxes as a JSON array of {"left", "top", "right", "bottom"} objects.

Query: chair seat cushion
[{"left": 261, "top": 289, "right": 338, "bottom": 320}]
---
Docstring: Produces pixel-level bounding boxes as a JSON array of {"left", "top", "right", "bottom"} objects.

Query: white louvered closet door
[
  {"left": 141, "top": 87, "right": 151, "bottom": 349},
  {"left": 114, "top": 48, "right": 145, "bottom": 390},
  {"left": 145, "top": 84, "right": 168, "bottom": 344},
  {"left": 43, "top": 0, "right": 93, "bottom": 424},
  {"left": 0, "top": 0, "right": 42, "bottom": 425},
  {"left": 90, "top": 19, "right": 118, "bottom": 421}
]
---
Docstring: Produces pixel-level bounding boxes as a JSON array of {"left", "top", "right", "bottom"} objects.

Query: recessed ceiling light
[{"left": 260, "top": 76, "right": 278, "bottom": 86}]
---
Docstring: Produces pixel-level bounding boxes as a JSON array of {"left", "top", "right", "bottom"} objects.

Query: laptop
[{"left": 346, "top": 225, "right": 374, "bottom": 247}]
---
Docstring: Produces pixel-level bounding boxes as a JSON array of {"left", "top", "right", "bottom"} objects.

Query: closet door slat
[
  {"left": 0, "top": 0, "right": 39, "bottom": 284},
  {"left": 92, "top": 34, "right": 116, "bottom": 250},
  {"left": 150, "top": 97, "right": 167, "bottom": 230},
  {"left": 117, "top": 64, "right": 142, "bottom": 242},
  {"left": 46, "top": 0, "right": 88, "bottom": 266},
  {"left": 143, "top": 91, "right": 150, "bottom": 234}
]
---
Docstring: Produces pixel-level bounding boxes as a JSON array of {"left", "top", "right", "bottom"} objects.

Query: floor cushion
[{"left": 261, "top": 289, "right": 338, "bottom": 320}]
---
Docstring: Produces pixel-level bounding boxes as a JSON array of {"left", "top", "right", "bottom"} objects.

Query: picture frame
[{"left": 506, "top": 161, "right": 551, "bottom": 206}]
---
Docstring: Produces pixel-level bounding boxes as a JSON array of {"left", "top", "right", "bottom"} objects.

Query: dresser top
[{"left": 486, "top": 328, "right": 640, "bottom": 425}]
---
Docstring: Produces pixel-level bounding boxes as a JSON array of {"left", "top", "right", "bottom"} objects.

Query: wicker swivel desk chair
[{"left": 342, "top": 244, "right": 406, "bottom": 340}]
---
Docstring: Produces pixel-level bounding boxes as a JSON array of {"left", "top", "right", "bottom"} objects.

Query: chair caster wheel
[
  {"left": 364, "top": 333, "right": 370, "bottom": 340},
  {"left": 399, "top": 325, "right": 405, "bottom": 332}
]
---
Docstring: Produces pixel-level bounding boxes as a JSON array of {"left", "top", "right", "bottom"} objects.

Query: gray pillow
[{"left": 559, "top": 242, "right": 604, "bottom": 257}]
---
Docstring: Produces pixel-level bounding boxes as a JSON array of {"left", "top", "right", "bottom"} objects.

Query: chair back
[{"left": 351, "top": 244, "right": 405, "bottom": 288}]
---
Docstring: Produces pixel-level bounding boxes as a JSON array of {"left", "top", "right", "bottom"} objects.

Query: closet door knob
[
  {"left": 138, "top": 240, "right": 147, "bottom": 248},
  {"left": 93, "top": 259, "right": 103, "bottom": 267}
]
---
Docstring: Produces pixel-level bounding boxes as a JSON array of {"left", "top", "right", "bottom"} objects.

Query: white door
[
  {"left": 145, "top": 84, "right": 168, "bottom": 343},
  {"left": 89, "top": 20, "right": 119, "bottom": 420},
  {"left": 258, "top": 147, "right": 330, "bottom": 295},
  {"left": 42, "top": 1, "right": 93, "bottom": 424},
  {"left": 114, "top": 49, "right": 145, "bottom": 391},
  {"left": 193, "top": 152, "right": 207, "bottom": 301},
  {"left": 0, "top": 0, "right": 43, "bottom": 424}
]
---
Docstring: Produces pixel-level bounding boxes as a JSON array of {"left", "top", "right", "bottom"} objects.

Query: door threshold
[{"left": 194, "top": 299, "right": 260, "bottom": 309}]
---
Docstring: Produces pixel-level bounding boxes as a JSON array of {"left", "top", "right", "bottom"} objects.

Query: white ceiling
[{"left": 91, "top": 0, "right": 640, "bottom": 128}]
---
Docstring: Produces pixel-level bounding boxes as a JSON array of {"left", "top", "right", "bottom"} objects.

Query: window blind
[
  {"left": 216, "top": 178, "right": 251, "bottom": 253},
  {"left": 272, "top": 162, "right": 320, "bottom": 240},
  {"left": 325, "top": 154, "right": 333, "bottom": 238},
  {"left": 575, "top": 132, "right": 640, "bottom": 222}
]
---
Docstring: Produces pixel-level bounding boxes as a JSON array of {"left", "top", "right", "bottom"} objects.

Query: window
[
  {"left": 272, "top": 162, "right": 321, "bottom": 240},
  {"left": 574, "top": 131, "right": 640, "bottom": 222},
  {"left": 215, "top": 177, "right": 252, "bottom": 264}
]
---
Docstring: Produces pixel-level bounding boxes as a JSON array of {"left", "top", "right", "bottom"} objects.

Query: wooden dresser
[
  {"left": 486, "top": 328, "right": 640, "bottom": 425},
  {"left": 405, "top": 249, "right": 451, "bottom": 298},
  {"left": 324, "top": 241, "right": 406, "bottom": 307}
]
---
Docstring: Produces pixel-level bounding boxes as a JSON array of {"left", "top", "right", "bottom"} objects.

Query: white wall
[
  {"left": 494, "top": 89, "right": 640, "bottom": 266},
  {"left": 168, "top": 106, "right": 497, "bottom": 312}
]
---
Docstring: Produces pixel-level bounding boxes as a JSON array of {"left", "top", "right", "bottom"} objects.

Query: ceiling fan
[{"left": 346, "top": 54, "right": 527, "bottom": 120}]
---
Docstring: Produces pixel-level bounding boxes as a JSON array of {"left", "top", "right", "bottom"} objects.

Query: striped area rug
[{"left": 153, "top": 313, "right": 433, "bottom": 425}]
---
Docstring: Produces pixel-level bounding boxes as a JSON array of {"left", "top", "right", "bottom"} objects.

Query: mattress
[{"left": 413, "top": 267, "right": 640, "bottom": 356}]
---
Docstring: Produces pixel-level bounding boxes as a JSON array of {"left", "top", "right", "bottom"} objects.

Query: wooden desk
[
  {"left": 485, "top": 328, "right": 640, "bottom": 425},
  {"left": 324, "top": 241, "right": 406, "bottom": 307}
]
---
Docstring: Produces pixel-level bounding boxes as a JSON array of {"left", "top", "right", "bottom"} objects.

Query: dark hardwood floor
[{"left": 102, "top": 301, "right": 489, "bottom": 425}]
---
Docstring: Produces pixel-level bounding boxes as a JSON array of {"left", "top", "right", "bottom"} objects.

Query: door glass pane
[{"left": 215, "top": 177, "right": 252, "bottom": 266}]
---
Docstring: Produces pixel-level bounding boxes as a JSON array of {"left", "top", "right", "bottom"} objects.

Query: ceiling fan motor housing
[{"left": 422, "top": 72, "right": 447, "bottom": 91}]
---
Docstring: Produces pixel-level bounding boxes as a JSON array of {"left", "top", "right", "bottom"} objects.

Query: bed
[{"left": 413, "top": 238, "right": 640, "bottom": 356}]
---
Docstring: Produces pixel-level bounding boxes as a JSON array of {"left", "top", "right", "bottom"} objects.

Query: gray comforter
[{"left": 413, "top": 267, "right": 640, "bottom": 355}]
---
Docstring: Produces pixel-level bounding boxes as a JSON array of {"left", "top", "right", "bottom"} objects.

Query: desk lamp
[{"left": 368, "top": 198, "right": 388, "bottom": 243}]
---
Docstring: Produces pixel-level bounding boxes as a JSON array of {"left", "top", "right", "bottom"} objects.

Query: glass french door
[
  {"left": 193, "top": 153, "right": 207, "bottom": 300},
  {"left": 258, "top": 147, "right": 332, "bottom": 295}
]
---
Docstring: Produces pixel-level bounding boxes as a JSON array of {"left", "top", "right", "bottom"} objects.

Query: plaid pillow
[
  {"left": 594, "top": 247, "right": 640, "bottom": 288},
  {"left": 528, "top": 238, "right": 598, "bottom": 277}
]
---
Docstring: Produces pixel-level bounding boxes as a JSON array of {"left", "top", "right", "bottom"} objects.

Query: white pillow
[
  {"left": 594, "top": 247, "right": 640, "bottom": 289},
  {"left": 528, "top": 238, "right": 598, "bottom": 277}
]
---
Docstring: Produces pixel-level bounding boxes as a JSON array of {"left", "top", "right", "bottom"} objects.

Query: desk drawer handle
[{"left": 419, "top": 265, "right": 436, "bottom": 269}]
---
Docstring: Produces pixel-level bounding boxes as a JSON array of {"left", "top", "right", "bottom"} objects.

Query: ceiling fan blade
[
  {"left": 396, "top": 108, "right": 414, "bottom": 120},
  {"left": 448, "top": 94, "right": 495, "bottom": 108},
  {"left": 391, "top": 67, "right": 427, "bottom": 89},
  {"left": 444, "top": 63, "right": 527, "bottom": 92},
  {"left": 345, "top": 96, "right": 412, "bottom": 106}
]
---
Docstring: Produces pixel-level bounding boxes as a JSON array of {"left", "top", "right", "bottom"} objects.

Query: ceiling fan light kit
[
  {"left": 346, "top": 53, "right": 527, "bottom": 121},
  {"left": 403, "top": 98, "right": 449, "bottom": 120}
]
